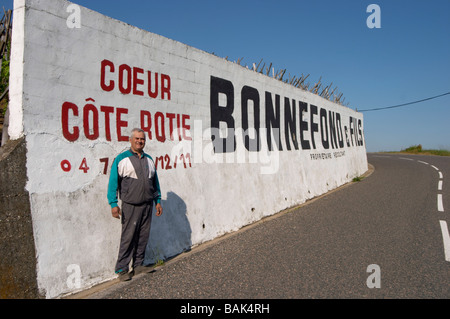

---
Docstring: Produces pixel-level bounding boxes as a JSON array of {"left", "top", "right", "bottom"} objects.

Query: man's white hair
[{"left": 130, "top": 128, "right": 145, "bottom": 138}]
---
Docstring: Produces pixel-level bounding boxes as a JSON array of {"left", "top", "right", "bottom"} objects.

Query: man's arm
[
  {"left": 107, "top": 157, "right": 120, "bottom": 218},
  {"left": 154, "top": 170, "right": 163, "bottom": 216},
  {"left": 153, "top": 170, "right": 162, "bottom": 204}
]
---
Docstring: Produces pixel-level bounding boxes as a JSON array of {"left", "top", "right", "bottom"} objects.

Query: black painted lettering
[
  {"left": 328, "top": 111, "right": 337, "bottom": 149},
  {"left": 241, "top": 85, "right": 260, "bottom": 152},
  {"left": 265, "top": 92, "right": 282, "bottom": 151},
  {"left": 349, "top": 116, "right": 355, "bottom": 147},
  {"left": 284, "top": 98, "right": 299, "bottom": 150},
  {"left": 344, "top": 126, "right": 350, "bottom": 147},
  {"left": 320, "top": 108, "right": 329, "bottom": 149},
  {"left": 210, "top": 76, "right": 236, "bottom": 153},
  {"left": 310, "top": 104, "right": 319, "bottom": 149},
  {"left": 336, "top": 113, "right": 344, "bottom": 148},
  {"left": 299, "top": 102, "right": 310, "bottom": 150},
  {"left": 358, "top": 119, "right": 364, "bottom": 146}
]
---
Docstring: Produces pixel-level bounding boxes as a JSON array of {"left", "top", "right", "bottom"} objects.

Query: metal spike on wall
[{"left": 229, "top": 57, "right": 348, "bottom": 106}]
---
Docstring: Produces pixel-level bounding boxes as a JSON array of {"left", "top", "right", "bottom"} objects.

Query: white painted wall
[{"left": 9, "top": 0, "right": 367, "bottom": 298}]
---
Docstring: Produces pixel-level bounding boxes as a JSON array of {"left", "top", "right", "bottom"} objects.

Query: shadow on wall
[{"left": 144, "top": 191, "right": 191, "bottom": 265}]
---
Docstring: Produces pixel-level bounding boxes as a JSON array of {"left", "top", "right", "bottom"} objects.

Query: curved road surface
[{"left": 87, "top": 153, "right": 449, "bottom": 299}]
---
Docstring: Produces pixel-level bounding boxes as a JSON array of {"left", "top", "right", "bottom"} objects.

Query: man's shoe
[
  {"left": 116, "top": 269, "right": 132, "bottom": 282},
  {"left": 133, "top": 265, "right": 155, "bottom": 276}
]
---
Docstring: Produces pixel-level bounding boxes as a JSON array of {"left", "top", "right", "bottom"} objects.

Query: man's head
[{"left": 130, "top": 128, "right": 146, "bottom": 154}]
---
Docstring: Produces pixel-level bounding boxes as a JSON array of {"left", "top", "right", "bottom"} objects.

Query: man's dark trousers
[{"left": 115, "top": 202, "right": 153, "bottom": 273}]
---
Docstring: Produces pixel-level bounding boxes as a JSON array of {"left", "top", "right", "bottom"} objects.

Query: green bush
[
  {"left": 400, "top": 144, "right": 450, "bottom": 156},
  {"left": 1, "top": 41, "right": 10, "bottom": 92},
  {"left": 1, "top": 41, "right": 10, "bottom": 117},
  {"left": 403, "top": 145, "right": 422, "bottom": 153}
]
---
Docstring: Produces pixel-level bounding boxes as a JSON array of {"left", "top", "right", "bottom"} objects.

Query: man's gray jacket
[{"left": 107, "top": 149, "right": 161, "bottom": 208}]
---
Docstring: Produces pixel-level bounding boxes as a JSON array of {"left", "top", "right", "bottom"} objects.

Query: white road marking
[
  {"left": 439, "top": 220, "right": 450, "bottom": 262},
  {"left": 437, "top": 194, "right": 444, "bottom": 212},
  {"left": 386, "top": 155, "right": 448, "bottom": 261}
]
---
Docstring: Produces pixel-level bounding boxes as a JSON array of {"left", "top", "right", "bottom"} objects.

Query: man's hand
[
  {"left": 156, "top": 203, "right": 163, "bottom": 217},
  {"left": 111, "top": 206, "right": 121, "bottom": 219}
]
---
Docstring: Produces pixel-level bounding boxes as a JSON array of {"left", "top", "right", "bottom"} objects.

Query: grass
[{"left": 396, "top": 144, "right": 450, "bottom": 157}]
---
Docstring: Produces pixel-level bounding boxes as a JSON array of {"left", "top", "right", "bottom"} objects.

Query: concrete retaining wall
[
  {"left": 3, "top": 0, "right": 367, "bottom": 298},
  {"left": 0, "top": 138, "right": 40, "bottom": 298}
]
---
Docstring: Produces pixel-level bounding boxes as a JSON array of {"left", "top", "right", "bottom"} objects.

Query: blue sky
[{"left": 5, "top": 0, "right": 450, "bottom": 152}]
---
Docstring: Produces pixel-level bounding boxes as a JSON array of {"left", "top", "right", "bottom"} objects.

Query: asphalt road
[{"left": 87, "top": 153, "right": 449, "bottom": 300}]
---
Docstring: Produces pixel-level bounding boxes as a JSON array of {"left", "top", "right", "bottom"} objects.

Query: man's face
[{"left": 130, "top": 131, "right": 146, "bottom": 153}]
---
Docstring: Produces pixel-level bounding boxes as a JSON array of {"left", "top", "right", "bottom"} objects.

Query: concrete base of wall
[{"left": 0, "top": 137, "right": 41, "bottom": 298}]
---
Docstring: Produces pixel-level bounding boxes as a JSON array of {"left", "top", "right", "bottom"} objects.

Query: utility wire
[{"left": 359, "top": 91, "right": 450, "bottom": 112}]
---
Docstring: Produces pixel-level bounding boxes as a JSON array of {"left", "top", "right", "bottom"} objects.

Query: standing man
[{"left": 107, "top": 128, "right": 163, "bottom": 281}]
